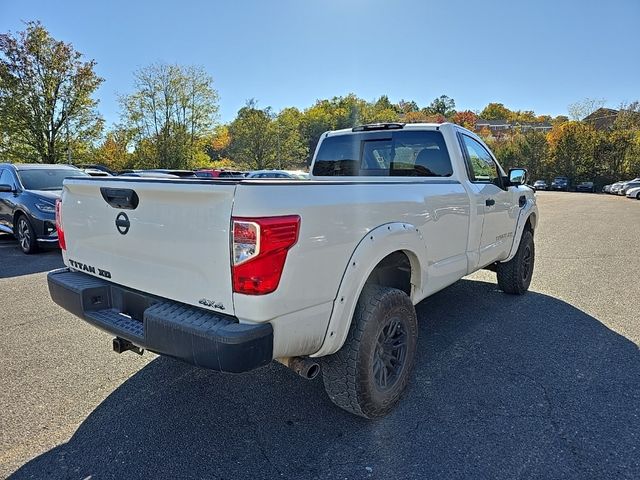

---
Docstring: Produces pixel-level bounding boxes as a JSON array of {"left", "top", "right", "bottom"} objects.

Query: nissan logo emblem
[{"left": 115, "top": 212, "right": 130, "bottom": 235}]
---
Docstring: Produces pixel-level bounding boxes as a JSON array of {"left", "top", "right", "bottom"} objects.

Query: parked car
[
  {"left": 245, "top": 169, "right": 303, "bottom": 179},
  {"left": 625, "top": 186, "right": 640, "bottom": 199},
  {"left": 551, "top": 176, "right": 570, "bottom": 191},
  {"left": 533, "top": 180, "right": 548, "bottom": 190},
  {"left": 195, "top": 169, "right": 247, "bottom": 178},
  {"left": 620, "top": 181, "right": 640, "bottom": 195},
  {"left": 610, "top": 182, "right": 625, "bottom": 194},
  {"left": 83, "top": 168, "right": 112, "bottom": 177},
  {"left": 119, "top": 171, "right": 179, "bottom": 178},
  {"left": 49, "top": 122, "right": 537, "bottom": 418},
  {"left": 285, "top": 170, "right": 310, "bottom": 179},
  {"left": 602, "top": 184, "right": 612, "bottom": 193},
  {"left": 0, "top": 163, "right": 88, "bottom": 253},
  {"left": 145, "top": 169, "right": 197, "bottom": 178},
  {"left": 75, "top": 163, "right": 116, "bottom": 175},
  {"left": 576, "top": 181, "right": 595, "bottom": 192}
]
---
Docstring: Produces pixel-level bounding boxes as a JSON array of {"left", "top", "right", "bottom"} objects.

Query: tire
[
  {"left": 16, "top": 215, "right": 39, "bottom": 254},
  {"left": 496, "top": 229, "right": 534, "bottom": 295},
  {"left": 321, "top": 285, "right": 418, "bottom": 418}
]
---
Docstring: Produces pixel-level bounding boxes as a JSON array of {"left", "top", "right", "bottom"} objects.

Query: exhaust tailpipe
[{"left": 277, "top": 357, "right": 321, "bottom": 380}]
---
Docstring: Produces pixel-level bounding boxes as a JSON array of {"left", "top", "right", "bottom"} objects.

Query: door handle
[
  {"left": 100, "top": 187, "right": 139, "bottom": 210},
  {"left": 485, "top": 198, "right": 495, "bottom": 206}
]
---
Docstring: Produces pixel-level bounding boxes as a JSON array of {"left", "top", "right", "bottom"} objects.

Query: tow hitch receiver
[{"left": 113, "top": 337, "right": 144, "bottom": 355}]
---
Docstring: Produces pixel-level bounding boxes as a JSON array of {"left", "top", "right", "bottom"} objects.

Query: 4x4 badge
[{"left": 115, "top": 212, "right": 130, "bottom": 235}]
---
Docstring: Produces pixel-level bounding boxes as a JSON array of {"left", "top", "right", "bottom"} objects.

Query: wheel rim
[
  {"left": 522, "top": 245, "right": 532, "bottom": 282},
  {"left": 373, "top": 317, "right": 407, "bottom": 391},
  {"left": 18, "top": 219, "right": 31, "bottom": 251}
]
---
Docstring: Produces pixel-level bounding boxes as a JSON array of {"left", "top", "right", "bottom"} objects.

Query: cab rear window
[{"left": 312, "top": 130, "right": 452, "bottom": 177}]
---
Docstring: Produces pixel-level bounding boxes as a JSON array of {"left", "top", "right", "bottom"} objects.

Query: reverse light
[
  {"left": 55, "top": 198, "right": 66, "bottom": 250},
  {"left": 232, "top": 216, "right": 300, "bottom": 295}
]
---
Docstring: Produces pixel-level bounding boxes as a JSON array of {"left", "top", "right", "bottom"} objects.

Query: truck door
[{"left": 459, "top": 134, "right": 519, "bottom": 267}]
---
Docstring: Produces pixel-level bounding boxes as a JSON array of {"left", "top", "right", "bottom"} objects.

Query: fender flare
[
  {"left": 502, "top": 199, "right": 538, "bottom": 263},
  {"left": 311, "top": 222, "right": 427, "bottom": 358}
]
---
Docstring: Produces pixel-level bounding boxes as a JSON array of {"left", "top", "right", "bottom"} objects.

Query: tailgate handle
[{"left": 100, "top": 188, "right": 139, "bottom": 210}]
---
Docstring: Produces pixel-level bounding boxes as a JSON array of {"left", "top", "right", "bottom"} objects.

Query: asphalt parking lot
[{"left": 1, "top": 192, "right": 639, "bottom": 479}]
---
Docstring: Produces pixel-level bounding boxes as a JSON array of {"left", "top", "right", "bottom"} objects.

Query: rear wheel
[
  {"left": 322, "top": 285, "right": 418, "bottom": 418},
  {"left": 496, "top": 229, "right": 534, "bottom": 295},
  {"left": 16, "top": 215, "right": 39, "bottom": 254}
]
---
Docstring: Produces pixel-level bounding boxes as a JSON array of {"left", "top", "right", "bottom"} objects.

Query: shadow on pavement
[
  {"left": 0, "top": 234, "right": 63, "bottom": 279},
  {"left": 9, "top": 280, "right": 640, "bottom": 479}
]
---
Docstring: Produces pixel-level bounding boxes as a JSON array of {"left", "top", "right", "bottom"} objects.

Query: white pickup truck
[{"left": 48, "top": 122, "right": 537, "bottom": 418}]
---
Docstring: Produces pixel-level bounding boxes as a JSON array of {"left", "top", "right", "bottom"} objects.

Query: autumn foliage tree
[{"left": 0, "top": 21, "right": 103, "bottom": 163}]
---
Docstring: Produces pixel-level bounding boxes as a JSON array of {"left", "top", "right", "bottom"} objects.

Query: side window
[
  {"left": 0, "top": 169, "right": 11, "bottom": 187},
  {"left": 461, "top": 135, "right": 501, "bottom": 185}
]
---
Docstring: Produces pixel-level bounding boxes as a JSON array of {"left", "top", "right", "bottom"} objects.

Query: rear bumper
[{"left": 47, "top": 268, "right": 273, "bottom": 373}]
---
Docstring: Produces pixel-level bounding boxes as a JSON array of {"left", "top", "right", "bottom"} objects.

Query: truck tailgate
[{"left": 60, "top": 178, "right": 237, "bottom": 315}]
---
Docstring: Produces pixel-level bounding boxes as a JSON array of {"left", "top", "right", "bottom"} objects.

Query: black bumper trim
[{"left": 47, "top": 268, "right": 273, "bottom": 373}]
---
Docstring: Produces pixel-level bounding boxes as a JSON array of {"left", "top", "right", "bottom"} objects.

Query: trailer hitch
[{"left": 112, "top": 337, "right": 144, "bottom": 355}]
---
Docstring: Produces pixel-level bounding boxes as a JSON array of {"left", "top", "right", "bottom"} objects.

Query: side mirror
[
  {"left": 508, "top": 168, "right": 527, "bottom": 186},
  {"left": 0, "top": 184, "right": 14, "bottom": 193}
]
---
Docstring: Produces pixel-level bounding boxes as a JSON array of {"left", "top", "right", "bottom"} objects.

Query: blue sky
[{"left": 1, "top": 0, "right": 639, "bottom": 126}]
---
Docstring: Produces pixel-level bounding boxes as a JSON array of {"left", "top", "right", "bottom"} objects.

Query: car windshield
[{"left": 17, "top": 168, "right": 87, "bottom": 190}]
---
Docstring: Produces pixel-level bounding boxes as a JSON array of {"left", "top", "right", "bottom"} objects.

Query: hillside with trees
[{"left": 1, "top": 23, "right": 639, "bottom": 186}]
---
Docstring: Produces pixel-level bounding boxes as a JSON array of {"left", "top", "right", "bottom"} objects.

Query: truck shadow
[{"left": 9, "top": 280, "right": 640, "bottom": 480}]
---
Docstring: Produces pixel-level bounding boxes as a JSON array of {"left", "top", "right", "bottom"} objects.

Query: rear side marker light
[{"left": 55, "top": 198, "right": 66, "bottom": 250}]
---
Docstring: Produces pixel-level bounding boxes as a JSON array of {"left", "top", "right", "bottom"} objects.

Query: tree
[
  {"left": 274, "top": 107, "right": 308, "bottom": 169},
  {"left": 397, "top": 99, "right": 419, "bottom": 114},
  {"left": 228, "top": 101, "right": 308, "bottom": 170},
  {"left": 546, "top": 122, "right": 597, "bottom": 180},
  {"left": 480, "top": 103, "right": 512, "bottom": 120},
  {"left": 0, "top": 21, "right": 103, "bottom": 163},
  {"left": 425, "top": 95, "right": 456, "bottom": 117},
  {"left": 93, "top": 127, "right": 134, "bottom": 171},
  {"left": 451, "top": 110, "right": 477, "bottom": 129},
  {"left": 120, "top": 62, "right": 219, "bottom": 169},
  {"left": 362, "top": 95, "right": 400, "bottom": 124},
  {"left": 228, "top": 100, "right": 278, "bottom": 170},
  {"left": 614, "top": 101, "right": 640, "bottom": 130},
  {"left": 567, "top": 98, "right": 605, "bottom": 120},
  {"left": 204, "top": 125, "right": 232, "bottom": 162}
]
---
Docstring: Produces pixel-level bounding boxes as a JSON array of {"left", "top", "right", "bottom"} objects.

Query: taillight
[
  {"left": 55, "top": 198, "right": 66, "bottom": 250},
  {"left": 232, "top": 216, "right": 300, "bottom": 295}
]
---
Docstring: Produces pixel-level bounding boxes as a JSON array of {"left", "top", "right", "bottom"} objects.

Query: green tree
[
  {"left": 425, "top": 95, "right": 456, "bottom": 117},
  {"left": 120, "top": 62, "right": 219, "bottom": 169},
  {"left": 228, "top": 100, "right": 278, "bottom": 170},
  {"left": 480, "top": 103, "right": 512, "bottom": 120},
  {"left": 0, "top": 21, "right": 103, "bottom": 163},
  {"left": 274, "top": 107, "right": 308, "bottom": 169},
  {"left": 228, "top": 102, "right": 308, "bottom": 170}
]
